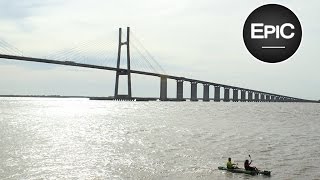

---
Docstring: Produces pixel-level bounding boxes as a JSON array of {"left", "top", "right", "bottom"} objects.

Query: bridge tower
[{"left": 114, "top": 27, "right": 132, "bottom": 100}]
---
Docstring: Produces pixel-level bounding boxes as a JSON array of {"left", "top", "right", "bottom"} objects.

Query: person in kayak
[
  {"left": 244, "top": 159, "right": 258, "bottom": 171},
  {"left": 227, "top": 157, "right": 238, "bottom": 169}
]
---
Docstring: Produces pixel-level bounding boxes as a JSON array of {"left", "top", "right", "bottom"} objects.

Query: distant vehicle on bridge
[{"left": 64, "top": 61, "right": 76, "bottom": 64}]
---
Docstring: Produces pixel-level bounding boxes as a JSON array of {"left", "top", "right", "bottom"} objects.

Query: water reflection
[{"left": 0, "top": 98, "right": 319, "bottom": 179}]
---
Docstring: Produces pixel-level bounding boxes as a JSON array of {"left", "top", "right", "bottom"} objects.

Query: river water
[{"left": 0, "top": 97, "right": 319, "bottom": 179}]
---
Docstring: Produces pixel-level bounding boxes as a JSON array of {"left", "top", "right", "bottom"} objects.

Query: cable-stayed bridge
[{"left": 0, "top": 27, "right": 314, "bottom": 102}]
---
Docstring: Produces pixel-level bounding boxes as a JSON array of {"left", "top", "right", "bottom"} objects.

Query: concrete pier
[
  {"left": 271, "top": 96, "right": 275, "bottom": 102},
  {"left": 160, "top": 76, "right": 167, "bottom": 101},
  {"left": 224, "top": 87, "right": 230, "bottom": 102},
  {"left": 275, "top": 96, "right": 280, "bottom": 102},
  {"left": 248, "top": 91, "right": 253, "bottom": 102},
  {"left": 177, "top": 79, "right": 184, "bottom": 101},
  {"left": 214, "top": 86, "right": 220, "bottom": 102},
  {"left": 254, "top": 92, "right": 259, "bottom": 102},
  {"left": 261, "top": 94, "right": 265, "bottom": 102},
  {"left": 190, "top": 82, "right": 198, "bottom": 101},
  {"left": 266, "top": 95, "right": 270, "bottom": 102},
  {"left": 233, "top": 89, "right": 238, "bottom": 102},
  {"left": 241, "top": 90, "right": 246, "bottom": 102},
  {"left": 203, "top": 84, "right": 210, "bottom": 102}
]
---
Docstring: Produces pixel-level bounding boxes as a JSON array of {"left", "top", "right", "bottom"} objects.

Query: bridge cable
[
  {"left": 130, "top": 31, "right": 166, "bottom": 74},
  {"left": 0, "top": 39, "right": 23, "bottom": 56},
  {"left": 131, "top": 42, "right": 158, "bottom": 73},
  {"left": 0, "top": 41, "right": 21, "bottom": 56}
]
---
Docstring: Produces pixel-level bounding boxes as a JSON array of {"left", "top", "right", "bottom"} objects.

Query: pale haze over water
[{"left": 0, "top": 98, "right": 319, "bottom": 179}]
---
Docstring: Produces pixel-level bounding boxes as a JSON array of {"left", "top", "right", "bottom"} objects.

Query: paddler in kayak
[
  {"left": 227, "top": 157, "right": 238, "bottom": 169},
  {"left": 244, "top": 159, "right": 258, "bottom": 171}
]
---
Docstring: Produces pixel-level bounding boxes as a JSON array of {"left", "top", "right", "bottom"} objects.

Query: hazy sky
[{"left": 0, "top": 0, "right": 319, "bottom": 100}]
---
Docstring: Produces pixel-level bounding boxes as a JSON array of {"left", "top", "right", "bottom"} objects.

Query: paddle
[
  {"left": 249, "top": 154, "right": 254, "bottom": 166},
  {"left": 249, "top": 154, "right": 259, "bottom": 172}
]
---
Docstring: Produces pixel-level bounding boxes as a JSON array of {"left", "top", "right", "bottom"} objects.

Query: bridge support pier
[
  {"left": 224, "top": 87, "right": 230, "bottom": 102},
  {"left": 241, "top": 90, "right": 246, "bottom": 102},
  {"left": 177, "top": 79, "right": 184, "bottom": 101},
  {"left": 248, "top": 91, "right": 253, "bottom": 102},
  {"left": 233, "top": 89, "right": 238, "bottom": 102},
  {"left": 275, "top": 96, "right": 280, "bottom": 102},
  {"left": 203, "top": 84, "right": 210, "bottom": 102},
  {"left": 254, "top": 92, "right": 259, "bottom": 102},
  {"left": 190, "top": 82, "right": 198, "bottom": 101},
  {"left": 280, "top": 97, "right": 284, "bottom": 102},
  {"left": 261, "top": 94, "right": 265, "bottom": 102},
  {"left": 214, "top": 86, "right": 220, "bottom": 102},
  {"left": 160, "top": 76, "right": 167, "bottom": 101},
  {"left": 266, "top": 95, "right": 270, "bottom": 102},
  {"left": 271, "top": 96, "right": 275, "bottom": 102}
]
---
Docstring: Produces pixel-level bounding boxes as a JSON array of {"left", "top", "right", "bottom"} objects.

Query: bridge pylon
[{"left": 114, "top": 27, "right": 132, "bottom": 100}]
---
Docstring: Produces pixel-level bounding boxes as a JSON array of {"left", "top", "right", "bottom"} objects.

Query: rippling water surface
[{"left": 0, "top": 97, "right": 319, "bottom": 179}]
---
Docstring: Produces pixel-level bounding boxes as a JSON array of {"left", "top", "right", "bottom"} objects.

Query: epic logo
[
  {"left": 243, "top": 4, "right": 302, "bottom": 63},
  {"left": 251, "top": 23, "right": 295, "bottom": 39}
]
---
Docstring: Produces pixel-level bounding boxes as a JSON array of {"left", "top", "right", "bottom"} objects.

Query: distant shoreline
[{"left": 0, "top": 95, "right": 90, "bottom": 98}]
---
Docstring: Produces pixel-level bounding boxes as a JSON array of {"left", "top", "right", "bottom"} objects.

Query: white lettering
[
  {"left": 251, "top": 23, "right": 295, "bottom": 39},
  {"left": 264, "top": 25, "right": 276, "bottom": 38},
  {"left": 251, "top": 23, "right": 264, "bottom": 39},
  {"left": 280, "top": 23, "right": 295, "bottom": 39}
]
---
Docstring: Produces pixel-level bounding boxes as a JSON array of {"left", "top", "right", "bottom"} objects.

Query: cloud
[
  {"left": 0, "top": 0, "right": 63, "bottom": 20},
  {"left": 0, "top": 0, "right": 65, "bottom": 33}
]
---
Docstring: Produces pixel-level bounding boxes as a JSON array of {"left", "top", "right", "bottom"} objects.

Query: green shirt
[{"left": 227, "top": 161, "right": 233, "bottom": 169}]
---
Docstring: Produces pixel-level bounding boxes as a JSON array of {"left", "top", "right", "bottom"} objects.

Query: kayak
[{"left": 218, "top": 166, "right": 271, "bottom": 176}]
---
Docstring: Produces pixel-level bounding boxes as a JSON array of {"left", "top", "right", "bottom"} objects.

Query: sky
[{"left": 0, "top": 0, "right": 319, "bottom": 100}]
